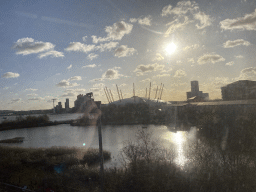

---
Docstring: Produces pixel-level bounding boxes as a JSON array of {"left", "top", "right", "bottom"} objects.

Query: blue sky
[{"left": 1, "top": 0, "right": 256, "bottom": 110}]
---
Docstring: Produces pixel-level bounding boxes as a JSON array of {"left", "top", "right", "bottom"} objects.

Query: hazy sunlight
[{"left": 165, "top": 42, "right": 177, "bottom": 54}]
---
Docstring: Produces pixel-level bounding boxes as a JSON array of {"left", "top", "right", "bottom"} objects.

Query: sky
[{"left": 1, "top": 0, "right": 256, "bottom": 110}]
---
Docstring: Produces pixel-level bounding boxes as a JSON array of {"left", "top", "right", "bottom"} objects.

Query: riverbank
[{"left": 0, "top": 146, "right": 111, "bottom": 191}]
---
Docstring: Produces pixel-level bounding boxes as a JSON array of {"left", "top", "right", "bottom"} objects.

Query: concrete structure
[
  {"left": 221, "top": 80, "right": 256, "bottom": 100},
  {"left": 65, "top": 98, "right": 69, "bottom": 112},
  {"left": 55, "top": 102, "right": 63, "bottom": 113},
  {"left": 74, "top": 92, "right": 94, "bottom": 112},
  {"left": 186, "top": 81, "right": 209, "bottom": 100}
]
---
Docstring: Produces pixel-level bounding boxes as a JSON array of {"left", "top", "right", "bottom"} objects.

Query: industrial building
[
  {"left": 74, "top": 92, "right": 94, "bottom": 112},
  {"left": 65, "top": 98, "right": 69, "bottom": 112},
  {"left": 221, "top": 80, "right": 256, "bottom": 100},
  {"left": 186, "top": 81, "right": 209, "bottom": 101}
]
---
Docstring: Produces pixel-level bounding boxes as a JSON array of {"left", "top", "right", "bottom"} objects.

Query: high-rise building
[
  {"left": 65, "top": 98, "right": 69, "bottom": 109},
  {"left": 186, "top": 81, "right": 209, "bottom": 100}
]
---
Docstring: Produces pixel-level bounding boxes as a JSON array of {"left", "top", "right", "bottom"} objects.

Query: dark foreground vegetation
[{"left": 0, "top": 146, "right": 111, "bottom": 192}]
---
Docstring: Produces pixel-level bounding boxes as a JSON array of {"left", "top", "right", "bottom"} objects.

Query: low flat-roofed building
[{"left": 221, "top": 80, "right": 256, "bottom": 100}]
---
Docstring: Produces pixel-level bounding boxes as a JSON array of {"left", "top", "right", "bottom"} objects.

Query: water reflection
[{"left": 162, "top": 129, "right": 187, "bottom": 168}]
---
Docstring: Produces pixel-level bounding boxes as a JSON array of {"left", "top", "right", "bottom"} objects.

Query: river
[{"left": 0, "top": 113, "right": 197, "bottom": 168}]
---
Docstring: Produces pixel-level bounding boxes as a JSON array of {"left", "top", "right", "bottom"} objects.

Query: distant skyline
[{"left": 1, "top": 0, "right": 256, "bottom": 110}]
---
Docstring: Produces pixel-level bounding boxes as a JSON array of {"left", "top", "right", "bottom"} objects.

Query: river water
[{"left": 0, "top": 113, "right": 197, "bottom": 168}]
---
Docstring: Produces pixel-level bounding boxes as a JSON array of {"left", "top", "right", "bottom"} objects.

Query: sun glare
[{"left": 165, "top": 42, "right": 177, "bottom": 54}]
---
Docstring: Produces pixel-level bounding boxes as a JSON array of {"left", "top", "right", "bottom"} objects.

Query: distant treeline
[{"left": 0, "top": 115, "right": 50, "bottom": 130}]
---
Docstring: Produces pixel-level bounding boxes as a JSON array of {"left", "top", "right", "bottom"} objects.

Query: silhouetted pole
[
  {"left": 158, "top": 83, "right": 162, "bottom": 100},
  {"left": 96, "top": 101, "right": 104, "bottom": 192},
  {"left": 160, "top": 84, "right": 164, "bottom": 100},
  {"left": 148, "top": 82, "right": 151, "bottom": 100},
  {"left": 120, "top": 90, "right": 124, "bottom": 100},
  {"left": 155, "top": 86, "right": 158, "bottom": 99},
  {"left": 104, "top": 88, "right": 110, "bottom": 103},
  {"left": 133, "top": 83, "right": 135, "bottom": 102},
  {"left": 106, "top": 87, "right": 112, "bottom": 103},
  {"left": 116, "top": 84, "right": 121, "bottom": 102},
  {"left": 109, "top": 89, "right": 114, "bottom": 102},
  {"left": 145, "top": 88, "right": 147, "bottom": 98}
]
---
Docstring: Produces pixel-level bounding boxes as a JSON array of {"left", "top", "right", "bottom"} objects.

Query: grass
[{"left": 0, "top": 146, "right": 111, "bottom": 191}]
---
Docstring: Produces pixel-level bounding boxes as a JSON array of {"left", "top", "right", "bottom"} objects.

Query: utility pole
[{"left": 96, "top": 101, "right": 104, "bottom": 192}]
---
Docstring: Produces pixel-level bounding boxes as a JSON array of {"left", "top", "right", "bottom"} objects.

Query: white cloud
[
  {"left": 89, "top": 78, "right": 103, "bottom": 82},
  {"left": 165, "top": 16, "right": 192, "bottom": 36},
  {"left": 162, "top": 1, "right": 199, "bottom": 16},
  {"left": 174, "top": 69, "right": 187, "bottom": 78},
  {"left": 10, "top": 98, "right": 21, "bottom": 103},
  {"left": 61, "top": 92, "right": 76, "bottom": 97},
  {"left": 134, "top": 63, "right": 165, "bottom": 73},
  {"left": 153, "top": 53, "right": 164, "bottom": 61},
  {"left": 183, "top": 44, "right": 199, "bottom": 51},
  {"left": 91, "top": 21, "right": 133, "bottom": 43},
  {"left": 25, "top": 88, "right": 38, "bottom": 91},
  {"left": 236, "top": 67, "right": 256, "bottom": 80},
  {"left": 154, "top": 74, "right": 170, "bottom": 78},
  {"left": 87, "top": 53, "right": 99, "bottom": 60},
  {"left": 235, "top": 55, "right": 244, "bottom": 59},
  {"left": 188, "top": 58, "right": 195, "bottom": 63},
  {"left": 82, "top": 64, "right": 97, "bottom": 68},
  {"left": 223, "top": 39, "right": 250, "bottom": 48},
  {"left": 68, "top": 76, "right": 82, "bottom": 81},
  {"left": 220, "top": 9, "right": 256, "bottom": 31},
  {"left": 194, "top": 11, "right": 212, "bottom": 29},
  {"left": 56, "top": 80, "right": 79, "bottom": 87},
  {"left": 197, "top": 53, "right": 225, "bottom": 64},
  {"left": 129, "top": 16, "right": 152, "bottom": 26},
  {"left": 27, "top": 93, "right": 38, "bottom": 97},
  {"left": 102, "top": 68, "right": 122, "bottom": 80},
  {"left": 2, "top": 72, "right": 20, "bottom": 78},
  {"left": 67, "top": 64, "right": 72, "bottom": 70},
  {"left": 226, "top": 61, "right": 234, "bottom": 66},
  {"left": 96, "top": 42, "right": 119, "bottom": 52},
  {"left": 13, "top": 38, "right": 55, "bottom": 55},
  {"left": 114, "top": 45, "right": 137, "bottom": 58},
  {"left": 140, "top": 78, "right": 151, "bottom": 82},
  {"left": 82, "top": 36, "right": 87, "bottom": 42},
  {"left": 65, "top": 42, "right": 95, "bottom": 53},
  {"left": 90, "top": 88, "right": 101, "bottom": 92},
  {"left": 65, "top": 88, "right": 86, "bottom": 93},
  {"left": 38, "top": 50, "right": 64, "bottom": 58},
  {"left": 93, "top": 83, "right": 105, "bottom": 87},
  {"left": 28, "top": 97, "right": 43, "bottom": 101}
]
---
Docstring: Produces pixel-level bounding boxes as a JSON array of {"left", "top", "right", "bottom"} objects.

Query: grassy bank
[
  {"left": 0, "top": 146, "right": 111, "bottom": 191},
  {"left": 0, "top": 115, "right": 74, "bottom": 131}
]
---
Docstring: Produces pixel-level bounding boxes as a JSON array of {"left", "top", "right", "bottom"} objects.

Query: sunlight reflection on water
[{"left": 162, "top": 129, "right": 188, "bottom": 168}]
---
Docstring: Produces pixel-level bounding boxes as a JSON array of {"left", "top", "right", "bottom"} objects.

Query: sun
[{"left": 165, "top": 42, "right": 177, "bottom": 54}]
